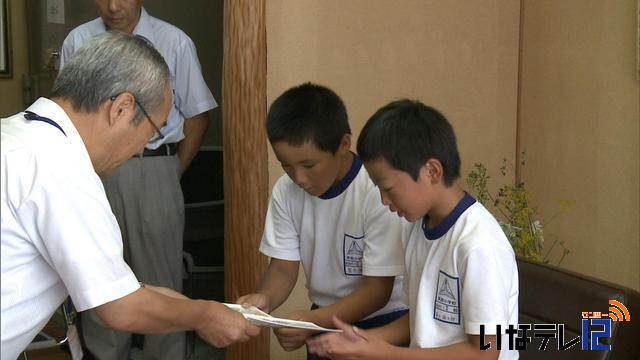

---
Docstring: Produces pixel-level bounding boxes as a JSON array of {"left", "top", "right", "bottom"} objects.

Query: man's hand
[
  {"left": 273, "top": 310, "right": 316, "bottom": 351},
  {"left": 196, "top": 301, "right": 262, "bottom": 348},
  {"left": 178, "top": 112, "right": 209, "bottom": 171},
  {"left": 236, "top": 293, "right": 272, "bottom": 313}
]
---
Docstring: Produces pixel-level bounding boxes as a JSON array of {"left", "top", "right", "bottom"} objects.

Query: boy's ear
[
  {"left": 338, "top": 133, "right": 352, "bottom": 153},
  {"left": 423, "top": 158, "right": 443, "bottom": 183}
]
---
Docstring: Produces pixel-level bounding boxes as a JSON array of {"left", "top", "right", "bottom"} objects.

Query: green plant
[{"left": 466, "top": 157, "right": 572, "bottom": 264}]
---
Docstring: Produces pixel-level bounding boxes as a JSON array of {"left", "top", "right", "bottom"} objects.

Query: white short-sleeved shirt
[
  {"left": 59, "top": 7, "right": 217, "bottom": 149},
  {"left": 0, "top": 98, "right": 140, "bottom": 359},
  {"left": 403, "top": 193, "right": 519, "bottom": 359},
  {"left": 260, "top": 154, "right": 407, "bottom": 318}
]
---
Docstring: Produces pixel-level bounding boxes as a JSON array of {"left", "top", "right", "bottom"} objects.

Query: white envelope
[{"left": 223, "top": 303, "right": 342, "bottom": 332}]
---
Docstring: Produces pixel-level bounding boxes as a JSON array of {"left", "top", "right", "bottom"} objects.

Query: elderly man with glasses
[
  {"left": 0, "top": 32, "right": 260, "bottom": 360},
  {"left": 59, "top": 1, "right": 217, "bottom": 358}
]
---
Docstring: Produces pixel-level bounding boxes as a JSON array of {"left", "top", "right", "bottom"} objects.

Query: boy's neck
[
  {"left": 333, "top": 151, "right": 354, "bottom": 185},
  {"left": 425, "top": 186, "right": 466, "bottom": 229}
]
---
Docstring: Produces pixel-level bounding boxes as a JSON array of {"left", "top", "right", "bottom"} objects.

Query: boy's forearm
[
  {"left": 309, "top": 276, "right": 395, "bottom": 328},
  {"left": 367, "top": 313, "right": 410, "bottom": 346},
  {"left": 256, "top": 258, "right": 300, "bottom": 311}
]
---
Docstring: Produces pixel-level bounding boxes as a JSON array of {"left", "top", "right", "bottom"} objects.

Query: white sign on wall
[{"left": 46, "top": 0, "right": 64, "bottom": 25}]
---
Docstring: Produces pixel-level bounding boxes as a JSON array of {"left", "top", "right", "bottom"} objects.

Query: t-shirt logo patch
[
  {"left": 343, "top": 234, "right": 364, "bottom": 276},
  {"left": 433, "top": 270, "right": 460, "bottom": 324}
]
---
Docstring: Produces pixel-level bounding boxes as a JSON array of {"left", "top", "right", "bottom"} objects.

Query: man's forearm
[
  {"left": 145, "top": 284, "right": 189, "bottom": 300},
  {"left": 177, "top": 112, "right": 210, "bottom": 171},
  {"left": 94, "top": 287, "right": 219, "bottom": 333}
]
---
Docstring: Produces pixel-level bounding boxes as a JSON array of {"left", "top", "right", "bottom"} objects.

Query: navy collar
[
  {"left": 422, "top": 192, "right": 476, "bottom": 240},
  {"left": 319, "top": 152, "right": 362, "bottom": 200}
]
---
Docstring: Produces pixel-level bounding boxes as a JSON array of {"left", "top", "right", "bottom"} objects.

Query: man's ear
[{"left": 108, "top": 92, "right": 136, "bottom": 128}]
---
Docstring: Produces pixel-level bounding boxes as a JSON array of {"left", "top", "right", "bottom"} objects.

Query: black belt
[{"left": 140, "top": 143, "right": 177, "bottom": 157}]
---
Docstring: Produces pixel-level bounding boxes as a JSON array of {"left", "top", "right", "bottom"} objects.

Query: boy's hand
[
  {"left": 236, "top": 293, "right": 271, "bottom": 313},
  {"left": 273, "top": 310, "right": 315, "bottom": 351},
  {"left": 307, "top": 316, "right": 388, "bottom": 359}
]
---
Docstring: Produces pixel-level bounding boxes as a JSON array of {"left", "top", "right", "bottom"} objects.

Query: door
[{"left": 24, "top": 0, "right": 95, "bottom": 105}]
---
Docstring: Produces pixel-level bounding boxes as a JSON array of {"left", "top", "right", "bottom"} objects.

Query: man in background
[{"left": 59, "top": 1, "right": 216, "bottom": 359}]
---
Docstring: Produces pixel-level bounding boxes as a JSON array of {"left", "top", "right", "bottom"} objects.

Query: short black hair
[
  {"left": 266, "top": 83, "right": 351, "bottom": 153},
  {"left": 357, "top": 99, "right": 461, "bottom": 185}
]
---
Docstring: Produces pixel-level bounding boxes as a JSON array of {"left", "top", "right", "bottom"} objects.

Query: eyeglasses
[
  {"left": 133, "top": 98, "right": 165, "bottom": 140},
  {"left": 110, "top": 95, "right": 165, "bottom": 140}
]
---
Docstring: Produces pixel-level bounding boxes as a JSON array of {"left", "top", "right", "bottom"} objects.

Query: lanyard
[{"left": 24, "top": 111, "right": 67, "bottom": 137}]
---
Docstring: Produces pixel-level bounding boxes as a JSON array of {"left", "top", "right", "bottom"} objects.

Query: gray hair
[{"left": 51, "top": 31, "right": 170, "bottom": 124}]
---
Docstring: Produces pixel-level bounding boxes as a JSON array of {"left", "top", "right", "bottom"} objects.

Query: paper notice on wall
[
  {"left": 223, "top": 303, "right": 342, "bottom": 332},
  {"left": 47, "top": 0, "right": 65, "bottom": 25}
]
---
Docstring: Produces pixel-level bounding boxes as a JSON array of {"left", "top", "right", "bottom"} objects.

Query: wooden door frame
[{"left": 222, "top": 1, "right": 270, "bottom": 359}]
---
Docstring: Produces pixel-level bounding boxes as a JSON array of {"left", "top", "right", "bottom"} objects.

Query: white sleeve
[
  {"left": 361, "top": 187, "right": 405, "bottom": 276},
  {"left": 171, "top": 37, "right": 217, "bottom": 119},
  {"left": 459, "top": 244, "right": 517, "bottom": 335},
  {"left": 259, "top": 177, "right": 301, "bottom": 261},
  {"left": 17, "top": 150, "right": 139, "bottom": 311}
]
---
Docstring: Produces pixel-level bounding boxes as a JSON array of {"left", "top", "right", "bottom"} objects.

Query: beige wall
[
  {"left": 266, "top": 1, "right": 520, "bottom": 358},
  {"left": 0, "top": 0, "right": 27, "bottom": 117},
  {"left": 265, "top": 1, "right": 639, "bottom": 358},
  {"left": 519, "top": 0, "right": 640, "bottom": 290}
]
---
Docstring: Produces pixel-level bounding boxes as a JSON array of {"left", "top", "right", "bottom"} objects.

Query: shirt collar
[
  {"left": 422, "top": 192, "right": 476, "bottom": 240},
  {"left": 26, "top": 98, "right": 92, "bottom": 161},
  {"left": 132, "top": 7, "right": 153, "bottom": 36},
  {"left": 26, "top": 98, "right": 79, "bottom": 141},
  {"left": 318, "top": 152, "right": 362, "bottom": 200}
]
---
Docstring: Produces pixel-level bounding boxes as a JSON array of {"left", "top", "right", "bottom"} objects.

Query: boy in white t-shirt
[
  {"left": 237, "top": 83, "right": 408, "bottom": 358},
  {"left": 307, "top": 99, "right": 519, "bottom": 359}
]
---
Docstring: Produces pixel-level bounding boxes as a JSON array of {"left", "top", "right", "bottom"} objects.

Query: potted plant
[{"left": 466, "top": 156, "right": 572, "bottom": 264}]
